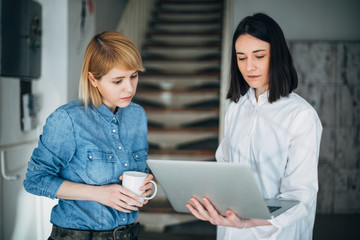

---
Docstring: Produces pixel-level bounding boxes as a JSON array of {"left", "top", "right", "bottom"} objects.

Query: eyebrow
[
  {"left": 236, "top": 49, "right": 267, "bottom": 54},
  {"left": 111, "top": 70, "right": 138, "bottom": 79}
]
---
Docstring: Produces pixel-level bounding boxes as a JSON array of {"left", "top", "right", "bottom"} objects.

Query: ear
[{"left": 88, "top": 72, "right": 98, "bottom": 88}]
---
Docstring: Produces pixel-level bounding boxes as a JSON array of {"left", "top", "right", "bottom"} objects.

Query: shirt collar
[
  {"left": 247, "top": 88, "right": 269, "bottom": 106},
  {"left": 93, "top": 103, "right": 121, "bottom": 123}
]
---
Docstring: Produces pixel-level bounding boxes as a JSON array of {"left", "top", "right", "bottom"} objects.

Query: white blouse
[{"left": 216, "top": 88, "right": 322, "bottom": 240}]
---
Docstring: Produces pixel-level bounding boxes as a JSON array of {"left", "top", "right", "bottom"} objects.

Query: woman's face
[
  {"left": 235, "top": 34, "right": 270, "bottom": 98},
  {"left": 89, "top": 67, "right": 138, "bottom": 112}
]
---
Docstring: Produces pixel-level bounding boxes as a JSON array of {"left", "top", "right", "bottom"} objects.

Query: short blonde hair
[{"left": 79, "top": 31, "right": 144, "bottom": 108}]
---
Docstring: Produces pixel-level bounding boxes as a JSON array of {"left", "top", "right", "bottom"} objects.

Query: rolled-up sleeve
[{"left": 23, "top": 109, "right": 76, "bottom": 199}]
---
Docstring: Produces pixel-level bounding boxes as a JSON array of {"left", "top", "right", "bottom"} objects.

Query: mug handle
[{"left": 144, "top": 180, "right": 157, "bottom": 200}]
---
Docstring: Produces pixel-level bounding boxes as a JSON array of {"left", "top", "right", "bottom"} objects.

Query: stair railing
[
  {"left": 219, "top": 0, "right": 232, "bottom": 140},
  {"left": 116, "top": 0, "right": 156, "bottom": 51}
]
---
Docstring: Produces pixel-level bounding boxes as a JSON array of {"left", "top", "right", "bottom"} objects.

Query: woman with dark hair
[{"left": 186, "top": 13, "right": 322, "bottom": 240}]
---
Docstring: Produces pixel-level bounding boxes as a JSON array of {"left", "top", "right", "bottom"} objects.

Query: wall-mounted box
[{"left": 0, "top": 0, "right": 42, "bottom": 79}]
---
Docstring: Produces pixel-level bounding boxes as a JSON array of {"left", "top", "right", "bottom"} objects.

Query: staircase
[{"left": 134, "top": 0, "right": 223, "bottom": 238}]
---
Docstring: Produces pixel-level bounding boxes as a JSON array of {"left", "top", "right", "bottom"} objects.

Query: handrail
[
  {"left": 116, "top": 0, "right": 156, "bottom": 51},
  {"left": 1, "top": 150, "right": 20, "bottom": 181},
  {"left": 0, "top": 140, "right": 37, "bottom": 181}
]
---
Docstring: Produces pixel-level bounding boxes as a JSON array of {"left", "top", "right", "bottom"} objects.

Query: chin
[{"left": 118, "top": 102, "right": 131, "bottom": 108}]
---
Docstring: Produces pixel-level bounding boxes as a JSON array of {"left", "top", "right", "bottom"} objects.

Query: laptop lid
[{"left": 147, "top": 159, "right": 299, "bottom": 219}]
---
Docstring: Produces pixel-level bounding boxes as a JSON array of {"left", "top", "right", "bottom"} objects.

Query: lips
[
  {"left": 121, "top": 96, "right": 132, "bottom": 101},
  {"left": 247, "top": 75, "right": 260, "bottom": 79}
]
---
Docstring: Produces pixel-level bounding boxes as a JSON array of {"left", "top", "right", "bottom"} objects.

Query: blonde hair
[{"left": 79, "top": 31, "right": 144, "bottom": 108}]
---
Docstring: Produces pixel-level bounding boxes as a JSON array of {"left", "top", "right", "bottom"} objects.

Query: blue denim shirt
[{"left": 23, "top": 100, "right": 148, "bottom": 230}]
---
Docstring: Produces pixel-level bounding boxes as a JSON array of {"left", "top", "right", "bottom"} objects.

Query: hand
[
  {"left": 186, "top": 197, "right": 247, "bottom": 228},
  {"left": 119, "top": 174, "right": 154, "bottom": 205},
  {"left": 96, "top": 183, "right": 143, "bottom": 213}
]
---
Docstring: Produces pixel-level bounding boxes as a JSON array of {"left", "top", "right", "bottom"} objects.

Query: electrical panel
[{"left": 0, "top": 0, "right": 42, "bottom": 79}]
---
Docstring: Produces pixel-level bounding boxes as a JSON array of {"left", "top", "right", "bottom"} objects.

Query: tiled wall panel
[{"left": 290, "top": 41, "right": 360, "bottom": 214}]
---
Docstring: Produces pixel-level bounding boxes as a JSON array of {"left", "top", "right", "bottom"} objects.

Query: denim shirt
[{"left": 23, "top": 100, "right": 148, "bottom": 230}]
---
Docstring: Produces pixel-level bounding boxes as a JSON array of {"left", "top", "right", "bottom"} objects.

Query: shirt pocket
[
  {"left": 86, "top": 150, "right": 116, "bottom": 184},
  {"left": 132, "top": 149, "right": 148, "bottom": 172}
]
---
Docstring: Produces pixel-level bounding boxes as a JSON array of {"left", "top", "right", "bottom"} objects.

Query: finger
[
  {"left": 203, "top": 198, "right": 227, "bottom": 225},
  {"left": 119, "top": 175, "right": 123, "bottom": 181},
  {"left": 118, "top": 190, "right": 143, "bottom": 207},
  {"left": 186, "top": 203, "right": 208, "bottom": 221},
  {"left": 190, "top": 198, "right": 211, "bottom": 220},
  {"left": 203, "top": 198, "right": 221, "bottom": 216},
  {"left": 143, "top": 200, "right": 149, "bottom": 205},
  {"left": 112, "top": 204, "right": 131, "bottom": 213},
  {"left": 120, "top": 186, "right": 141, "bottom": 201},
  {"left": 119, "top": 201, "right": 141, "bottom": 211},
  {"left": 143, "top": 174, "right": 154, "bottom": 184},
  {"left": 122, "top": 195, "right": 144, "bottom": 208},
  {"left": 139, "top": 182, "right": 153, "bottom": 191},
  {"left": 110, "top": 197, "right": 139, "bottom": 212},
  {"left": 225, "top": 210, "right": 243, "bottom": 227},
  {"left": 141, "top": 189, "right": 152, "bottom": 197}
]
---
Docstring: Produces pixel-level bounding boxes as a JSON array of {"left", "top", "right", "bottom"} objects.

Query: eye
[
  {"left": 238, "top": 57, "right": 246, "bottom": 61},
  {"left": 256, "top": 55, "right": 265, "bottom": 59},
  {"left": 113, "top": 80, "right": 122, "bottom": 84},
  {"left": 130, "top": 73, "right": 138, "bottom": 79}
]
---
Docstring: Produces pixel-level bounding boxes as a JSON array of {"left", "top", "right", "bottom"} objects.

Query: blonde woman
[{"left": 24, "top": 31, "right": 152, "bottom": 240}]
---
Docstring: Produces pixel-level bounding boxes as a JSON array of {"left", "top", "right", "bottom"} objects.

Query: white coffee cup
[{"left": 122, "top": 171, "right": 157, "bottom": 204}]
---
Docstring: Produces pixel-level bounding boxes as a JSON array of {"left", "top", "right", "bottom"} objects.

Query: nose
[
  {"left": 246, "top": 58, "right": 256, "bottom": 72},
  {"left": 124, "top": 78, "right": 133, "bottom": 93}
]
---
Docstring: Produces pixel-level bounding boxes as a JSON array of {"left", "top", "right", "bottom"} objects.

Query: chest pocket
[
  {"left": 86, "top": 150, "right": 116, "bottom": 184},
  {"left": 132, "top": 149, "right": 148, "bottom": 172}
]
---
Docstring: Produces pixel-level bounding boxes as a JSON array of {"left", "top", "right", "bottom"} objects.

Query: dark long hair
[{"left": 227, "top": 13, "right": 298, "bottom": 103}]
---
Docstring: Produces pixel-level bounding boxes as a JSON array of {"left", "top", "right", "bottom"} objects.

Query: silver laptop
[{"left": 147, "top": 159, "right": 299, "bottom": 219}]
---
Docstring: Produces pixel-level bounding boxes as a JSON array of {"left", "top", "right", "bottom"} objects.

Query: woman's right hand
[{"left": 96, "top": 183, "right": 144, "bottom": 213}]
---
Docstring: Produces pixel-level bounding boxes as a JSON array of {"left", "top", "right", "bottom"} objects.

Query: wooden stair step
[
  {"left": 142, "top": 55, "right": 221, "bottom": 62},
  {"left": 139, "top": 232, "right": 215, "bottom": 240},
  {"left": 150, "top": 19, "right": 222, "bottom": 25},
  {"left": 148, "top": 127, "right": 218, "bottom": 133},
  {"left": 141, "top": 199, "right": 176, "bottom": 214},
  {"left": 149, "top": 24, "right": 221, "bottom": 33},
  {"left": 147, "top": 31, "right": 222, "bottom": 37},
  {"left": 140, "top": 72, "right": 220, "bottom": 77},
  {"left": 138, "top": 76, "right": 219, "bottom": 91},
  {"left": 143, "top": 42, "right": 221, "bottom": 48},
  {"left": 154, "top": 14, "right": 221, "bottom": 22},
  {"left": 148, "top": 150, "right": 216, "bottom": 160},
  {"left": 157, "top": 3, "right": 222, "bottom": 12},
  {"left": 157, "top": 0, "right": 221, "bottom": 3}
]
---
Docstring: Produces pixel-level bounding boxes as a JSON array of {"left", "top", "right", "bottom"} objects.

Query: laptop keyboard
[{"left": 268, "top": 206, "right": 281, "bottom": 213}]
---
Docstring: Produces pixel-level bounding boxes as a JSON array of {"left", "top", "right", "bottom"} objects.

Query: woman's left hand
[
  {"left": 186, "top": 197, "right": 246, "bottom": 228},
  {"left": 139, "top": 174, "right": 154, "bottom": 205},
  {"left": 119, "top": 173, "right": 154, "bottom": 205}
]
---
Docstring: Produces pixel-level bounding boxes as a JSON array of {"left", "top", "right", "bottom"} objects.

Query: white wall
[
  {"left": 0, "top": 0, "right": 69, "bottom": 146},
  {"left": 32, "top": 0, "right": 69, "bottom": 126},
  {"left": 231, "top": 0, "right": 360, "bottom": 41},
  {"left": 1, "top": 0, "right": 95, "bottom": 238},
  {"left": 95, "top": 0, "right": 127, "bottom": 33},
  {"left": 67, "top": 0, "right": 95, "bottom": 101}
]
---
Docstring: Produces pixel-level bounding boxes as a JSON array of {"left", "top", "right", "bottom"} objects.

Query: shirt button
[
  {"left": 112, "top": 129, "right": 116, "bottom": 133},
  {"left": 118, "top": 146, "right": 122, "bottom": 150},
  {"left": 122, "top": 218, "right": 126, "bottom": 221},
  {"left": 135, "top": 155, "right": 138, "bottom": 158},
  {"left": 124, "top": 163, "right": 128, "bottom": 167},
  {"left": 113, "top": 117, "right": 116, "bottom": 120},
  {"left": 109, "top": 156, "right": 112, "bottom": 159},
  {"left": 89, "top": 156, "right": 92, "bottom": 159}
]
